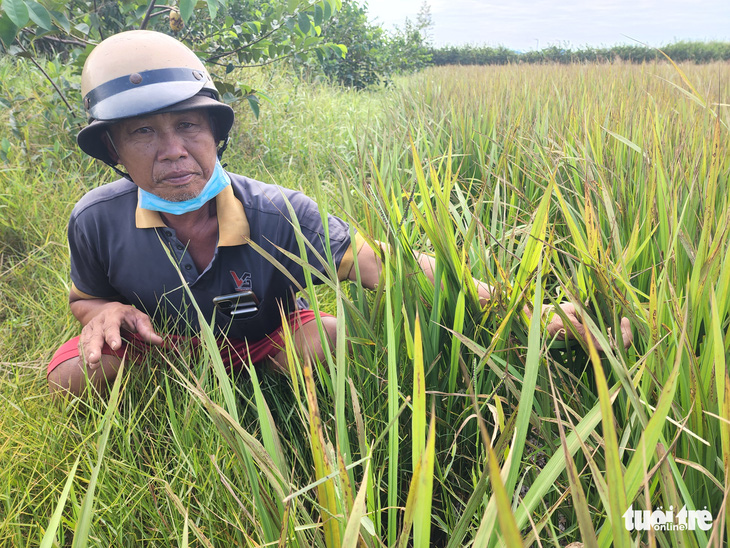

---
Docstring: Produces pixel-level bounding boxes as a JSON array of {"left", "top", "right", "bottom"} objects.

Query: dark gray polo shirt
[{"left": 67, "top": 172, "right": 362, "bottom": 341}]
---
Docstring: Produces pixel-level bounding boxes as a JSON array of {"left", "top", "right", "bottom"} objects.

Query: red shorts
[{"left": 48, "top": 309, "right": 327, "bottom": 377}]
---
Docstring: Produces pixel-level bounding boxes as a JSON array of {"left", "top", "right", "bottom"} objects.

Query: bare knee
[
  {"left": 298, "top": 314, "right": 338, "bottom": 362},
  {"left": 48, "top": 355, "right": 123, "bottom": 398}
]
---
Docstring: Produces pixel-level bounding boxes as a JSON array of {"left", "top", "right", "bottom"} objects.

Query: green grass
[{"left": 1, "top": 55, "right": 730, "bottom": 546}]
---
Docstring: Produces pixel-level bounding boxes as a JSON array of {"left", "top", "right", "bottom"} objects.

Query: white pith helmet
[{"left": 77, "top": 30, "right": 234, "bottom": 165}]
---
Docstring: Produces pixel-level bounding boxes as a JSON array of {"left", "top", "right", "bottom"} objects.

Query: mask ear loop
[{"left": 104, "top": 130, "right": 133, "bottom": 181}]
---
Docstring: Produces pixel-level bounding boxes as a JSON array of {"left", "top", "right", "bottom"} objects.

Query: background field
[{"left": 1, "top": 58, "right": 729, "bottom": 546}]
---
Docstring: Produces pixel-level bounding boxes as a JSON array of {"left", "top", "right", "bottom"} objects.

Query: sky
[{"left": 365, "top": 0, "right": 730, "bottom": 52}]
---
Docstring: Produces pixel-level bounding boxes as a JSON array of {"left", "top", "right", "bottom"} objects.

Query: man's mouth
[{"left": 159, "top": 171, "right": 197, "bottom": 186}]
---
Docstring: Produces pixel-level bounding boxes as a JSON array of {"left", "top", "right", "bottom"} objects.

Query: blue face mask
[{"left": 138, "top": 160, "right": 231, "bottom": 215}]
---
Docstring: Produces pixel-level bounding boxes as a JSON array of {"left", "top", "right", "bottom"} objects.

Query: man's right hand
[{"left": 70, "top": 297, "right": 164, "bottom": 369}]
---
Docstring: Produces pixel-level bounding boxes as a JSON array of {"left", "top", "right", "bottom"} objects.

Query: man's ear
[{"left": 101, "top": 130, "right": 120, "bottom": 165}]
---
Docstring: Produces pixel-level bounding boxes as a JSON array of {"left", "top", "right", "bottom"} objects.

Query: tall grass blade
[
  {"left": 71, "top": 361, "right": 125, "bottom": 548},
  {"left": 248, "top": 357, "right": 289, "bottom": 476},
  {"left": 504, "top": 251, "right": 547, "bottom": 498},
  {"left": 384, "top": 234, "right": 402, "bottom": 547},
  {"left": 587, "top": 332, "right": 630, "bottom": 547},
  {"left": 302, "top": 352, "right": 343, "bottom": 548},
  {"left": 711, "top": 289, "right": 730, "bottom": 541},
  {"left": 39, "top": 453, "right": 81, "bottom": 548},
  {"left": 547, "top": 368, "right": 599, "bottom": 548},
  {"left": 514, "top": 387, "right": 618, "bottom": 531},
  {"left": 397, "top": 406, "right": 437, "bottom": 548},
  {"left": 342, "top": 458, "right": 371, "bottom": 548},
  {"left": 161, "top": 241, "right": 283, "bottom": 543},
  {"left": 412, "top": 311, "right": 426, "bottom": 469},
  {"left": 163, "top": 482, "right": 215, "bottom": 548}
]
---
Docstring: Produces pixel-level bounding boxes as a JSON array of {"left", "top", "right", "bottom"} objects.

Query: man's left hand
[{"left": 545, "top": 302, "right": 633, "bottom": 352}]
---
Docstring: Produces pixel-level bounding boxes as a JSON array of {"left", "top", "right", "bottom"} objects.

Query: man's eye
[
  {"left": 133, "top": 126, "right": 153, "bottom": 135},
  {"left": 179, "top": 122, "right": 197, "bottom": 131}
]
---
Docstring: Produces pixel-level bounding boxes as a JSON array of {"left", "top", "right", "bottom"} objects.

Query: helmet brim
[{"left": 77, "top": 94, "right": 234, "bottom": 165}]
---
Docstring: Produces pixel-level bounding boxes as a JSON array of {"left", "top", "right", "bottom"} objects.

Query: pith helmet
[{"left": 77, "top": 30, "right": 234, "bottom": 165}]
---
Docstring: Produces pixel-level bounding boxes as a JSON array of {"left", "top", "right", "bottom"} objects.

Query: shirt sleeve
[
  {"left": 336, "top": 232, "right": 368, "bottom": 280},
  {"left": 276, "top": 189, "right": 358, "bottom": 286},
  {"left": 67, "top": 211, "right": 119, "bottom": 300}
]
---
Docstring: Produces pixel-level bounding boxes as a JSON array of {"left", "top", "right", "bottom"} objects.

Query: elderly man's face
[{"left": 106, "top": 109, "right": 218, "bottom": 202}]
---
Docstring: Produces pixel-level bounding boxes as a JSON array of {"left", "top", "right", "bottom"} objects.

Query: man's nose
[{"left": 157, "top": 129, "right": 188, "bottom": 160}]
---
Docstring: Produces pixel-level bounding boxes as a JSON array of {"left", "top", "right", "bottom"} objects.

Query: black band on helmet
[
  {"left": 87, "top": 68, "right": 208, "bottom": 108},
  {"left": 84, "top": 67, "right": 212, "bottom": 121}
]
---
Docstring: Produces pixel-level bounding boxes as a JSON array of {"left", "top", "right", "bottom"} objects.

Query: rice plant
[{"left": 1, "top": 56, "right": 729, "bottom": 546}]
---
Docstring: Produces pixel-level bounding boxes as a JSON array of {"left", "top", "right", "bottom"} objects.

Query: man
[{"left": 48, "top": 30, "right": 631, "bottom": 397}]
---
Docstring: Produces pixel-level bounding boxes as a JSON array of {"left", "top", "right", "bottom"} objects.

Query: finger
[
  {"left": 548, "top": 315, "right": 579, "bottom": 341},
  {"left": 79, "top": 326, "right": 107, "bottom": 369},
  {"left": 102, "top": 321, "right": 123, "bottom": 352},
  {"left": 620, "top": 317, "right": 633, "bottom": 349},
  {"left": 592, "top": 330, "right": 604, "bottom": 353},
  {"left": 546, "top": 319, "right": 561, "bottom": 338},
  {"left": 136, "top": 322, "right": 164, "bottom": 346},
  {"left": 126, "top": 312, "right": 164, "bottom": 346},
  {"left": 547, "top": 314, "right": 568, "bottom": 339},
  {"left": 563, "top": 317, "right": 583, "bottom": 341},
  {"left": 560, "top": 302, "right": 576, "bottom": 315},
  {"left": 578, "top": 322, "right": 605, "bottom": 353},
  {"left": 566, "top": 317, "right": 606, "bottom": 352}
]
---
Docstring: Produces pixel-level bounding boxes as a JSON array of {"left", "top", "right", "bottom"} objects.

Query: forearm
[
  {"left": 351, "top": 240, "right": 497, "bottom": 305},
  {"left": 69, "top": 293, "right": 125, "bottom": 327},
  {"left": 417, "top": 257, "right": 561, "bottom": 335},
  {"left": 416, "top": 253, "right": 494, "bottom": 307},
  {"left": 350, "top": 241, "right": 632, "bottom": 350}
]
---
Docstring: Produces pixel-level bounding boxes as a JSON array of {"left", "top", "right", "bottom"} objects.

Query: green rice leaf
[{"left": 72, "top": 360, "right": 125, "bottom": 548}]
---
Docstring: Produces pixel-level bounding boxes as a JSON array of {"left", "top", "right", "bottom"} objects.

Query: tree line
[{"left": 430, "top": 41, "right": 730, "bottom": 66}]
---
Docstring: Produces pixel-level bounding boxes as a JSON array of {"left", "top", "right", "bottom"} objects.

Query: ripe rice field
[{"left": 1, "top": 57, "right": 729, "bottom": 546}]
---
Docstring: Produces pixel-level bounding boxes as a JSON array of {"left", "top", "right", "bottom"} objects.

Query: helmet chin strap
[
  {"left": 104, "top": 130, "right": 133, "bottom": 181},
  {"left": 107, "top": 162, "right": 133, "bottom": 181},
  {"left": 217, "top": 135, "right": 229, "bottom": 166}
]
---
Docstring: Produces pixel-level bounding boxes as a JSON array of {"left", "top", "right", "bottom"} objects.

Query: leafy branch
[{"left": 0, "top": 0, "right": 344, "bottom": 116}]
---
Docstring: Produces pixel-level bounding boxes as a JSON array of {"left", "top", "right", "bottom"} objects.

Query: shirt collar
[{"left": 135, "top": 185, "right": 250, "bottom": 246}]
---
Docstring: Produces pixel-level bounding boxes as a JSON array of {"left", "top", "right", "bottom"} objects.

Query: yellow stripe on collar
[
  {"left": 135, "top": 190, "right": 166, "bottom": 228},
  {"left": 135, "top": 185, "right": 250, "bottom": 246},
  {"left": 216, "top": 184, "right": 250, "bottom": 246}
]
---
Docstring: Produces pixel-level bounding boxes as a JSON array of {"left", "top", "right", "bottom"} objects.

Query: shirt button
[
  {"left": 176, "top": 244, "right": 184, "bottom": 250},
  {"left": 164, "top": 230, "right": 173, "bottom": 237},
  {"left": 185, "top": 264, "right": 192, "bottom": 270}
]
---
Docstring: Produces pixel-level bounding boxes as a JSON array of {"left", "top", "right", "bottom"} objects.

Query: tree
[
  {"left": 308, "top": 0, "right": 433, "bottom": 89},
  {"left": 313, "top": 0, "right": 388, "bottom": 89},
  {"left": 383, "top": 15, "right": 432, "bottom": 74},
  {"left": 416, "top": 1, "right": 432, "bottom": 47},
  {"left": 0, "top": 0, "right": 345, "bottom": 116}
]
